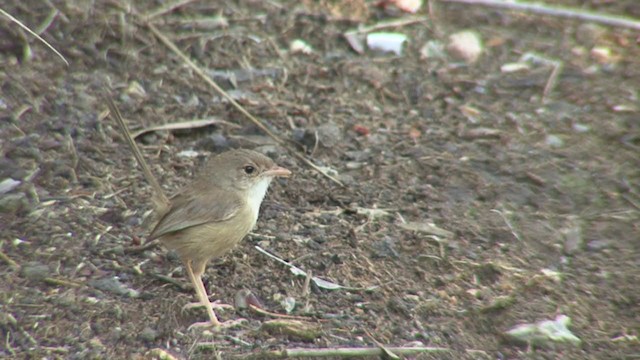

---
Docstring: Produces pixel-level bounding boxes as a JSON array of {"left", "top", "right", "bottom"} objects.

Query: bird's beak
[{"left": 264, "top": 165, "right": 291, "bottom": 178}]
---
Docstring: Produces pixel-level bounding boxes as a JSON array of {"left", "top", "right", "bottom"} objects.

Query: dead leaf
[
  {"left": 398, "top": 221, "right": 454, "bottom": 238},
  {"left": 131, "top": 118, "right": 230, "bottom": 139}
]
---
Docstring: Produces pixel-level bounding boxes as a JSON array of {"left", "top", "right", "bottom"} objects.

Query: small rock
[
  {"left": 0, "top": 193, "right": 29, "bottom": 215},
  {"left": 281, "top": 296, "right": 296, "bottom": 314},
  {"left": 184, "top": 94, "right": 200, "bottom": 109},
  {"left": 366, "top": 32, "right": 408, "bottom": 56},
  {"left": 146, "top": 348, "right": 180, "bottom": 360},
  {"left": 254, "top": 144, "right": 281, "bottom": 158},
  {"left": 89, "top": 337, "right": 106, "bottom": 350},
  {"left": 195, "top": 133, "right": 230, "bottom": 152},
  {"left": 345, "top": 161, "right": 364, "bottom": 170},
  {"left": 109, "top": 304, "right": 124, "bottom": 320},
  {"left": 176, "top": 150, "right": 199, "bottom": 158},
  {"left": 139, "top": 327, "right": 159, "bottom": 342},
  {"left": 572, "top": 123, "right": 590, "bottom": 133},
  {"left": 388, "top": 0, "right": 422, "bottom": 13},
  {"left": 55, "top": 292, "right": 78, "bottom": 307},
  {"left": 562, "top": 223, "right": 583, "bottom": 255},
  {"left": 0, "top": 178, "right": 21, "bottom": 194},
  {"left": 344, "top": 150, "right": 371, "bottom": 162},
  {"left": 448, "top": 30, "right": 483, "bottom": 63},
  {"left": 126, "top": 81, "right": 147, "bottom": 98},
  {"left": 185, "top": 16, "right": 228, "bottom": 31},
  {"left": 587, "top": 239, "right": 612, "bottom": 251},
  {"left": 260, "top": 320, "right": 321, "bottom": 342},
  {"left": 90, "top": 277, "right": 140, "bottom": 298},
  {"left": 591, "top": 46, "right": 615, "bottom": 64},
  {"left": 419, "top": 40, "right": 446, "bottom": 60},
  {"left": 371, "top": 237, "right": 399, "bottom": 259},
  {"left": 575, "top": 23, "right": 606, "bottom": 46},
  {"left": 107, "top": 245, "right": 125, "bottom": 256},
  {"left": 0, "top": 157, "right": 27, "bottom": 179},
  {"left": 505, "top": 315, "right": 581, "bottom": 347},
  {"left": 545, "top": 134, "right": 564, "bottom": 148},
  {"left": 316, "top": 122, "right": 342, "bottom": 148},
  {"left": 290, "top": 39, "right": 313, "bottom": 55},
  {"left": 21, "top": 262, "right": 51, "bottom": 281},
  {"left": 500, "top": 62, "right": 530, "bottom": 73},
  {"left": 292, "top": 128, "right": 316, "bottom": 152},
  {"left": 337, "top": 173, "right": 356, "bottom": 186}
]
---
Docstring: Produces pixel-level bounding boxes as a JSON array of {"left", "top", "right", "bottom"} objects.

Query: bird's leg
[
  {"left": 185, "top": 259, "right": 220, "bottom": 327},
  {"left": 183, "top": 259, "right": 246, "bottom": 330}
]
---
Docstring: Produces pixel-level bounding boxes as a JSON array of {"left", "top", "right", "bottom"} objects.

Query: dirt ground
[{"left": 1, "top": 1, "right": 639, "bottom": 359}]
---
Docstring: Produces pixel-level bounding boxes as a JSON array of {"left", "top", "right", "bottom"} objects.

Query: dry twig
[
  {"left": 43, "top": 277, "right": 82, "bottom": 288},
  {"left": 142, "top": 21, "right": 343, "bottom": 186},
  {"left": 231, "top": 346, "right": 450, "bottom": 359},
  {"left": 0, "top": 8, "right": 69, "bottom": 65},
  {"left": 443, "top": 0, "right": 640, "bottom": 30},
  {"left": 143, "top": 0, "right": 199, "bottom": 21},
  {"left": 247, "top": 304, "right": 311, "bottom": 321},
  {"left": 104, "top": 92, "right": 170, "bottom": 211},
  {"left": 109, "top": 1, "right": 345, "bottom": 186},
  {"left": 0, "top": 249, "right": 20, "bottom": 269}
]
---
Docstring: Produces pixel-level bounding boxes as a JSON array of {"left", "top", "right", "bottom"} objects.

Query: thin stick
[
  {"left": 43, "top": 277, "right": 82, "bottom": 288},
  {"left": 248, "top": 304, "right": 312, "bottom": 321},
  {"left": 232, "top": 346, "right": 450, "bottom": 359},
  {"left": 365, "top": 329, "right": 400, "bottom": 360},
  {"left": 136, "top": 10, "right": 343, "bottom": 186},
  {"left": 348, "top": 17, "right": 427, "bottom": 35},
  {"left": 442, "top": 0, "right": 640, "bottom": 30},
  {"left": 0, "top": 8, "right": 69, "bottom": 66},
  {"left": 144, "top": 0, "right": 198, "bottom": 20},
  {"left": 104, "top": 91, "right": 170, "bottom": 210},
  {"left": 491, "top": 209, "right": 522, "bottom": 242},
  {"left": 0, "top": 249, "right": 19, "bottom": 269}
]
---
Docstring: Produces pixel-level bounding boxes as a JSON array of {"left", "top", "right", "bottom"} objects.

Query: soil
[{"left": 1, "top": 1, "right": 639, "bottom": 359}]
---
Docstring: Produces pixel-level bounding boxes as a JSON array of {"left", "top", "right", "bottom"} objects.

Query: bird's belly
[{"left": 161, "top": 209, "right": 256, "bottom": 264}]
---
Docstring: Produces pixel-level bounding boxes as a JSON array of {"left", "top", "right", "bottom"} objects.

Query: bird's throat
[{"left": 245, "top": 177, "right": 273, "bottom": 223}]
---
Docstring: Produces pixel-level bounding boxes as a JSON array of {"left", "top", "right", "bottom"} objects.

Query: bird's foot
[{"left": 187, "top": 318, "right": 247, "bottom": 331}]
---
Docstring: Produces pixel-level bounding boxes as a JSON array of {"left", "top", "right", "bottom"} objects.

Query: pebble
[
  {"left": 587, "top": 239, "right": 612, "bottom": 251},
  {"left": 291, "top": 128, "right": 317, "bottom": 151},
  {"left": 0, "top": 193, "right": 28, "bottom": 215},
  {"left": 562, "top": 226, "right": 583, "bottom": 255},
  {"left": 90, "top": 277, "right": 140, "bottom": 298},
  {"left": 0, "top": 178, "right": 21, "bottom": 194},
  {"left": 575, "top": 23, "right": 606, "bottom": 46},
  {"left": 420, "top": 40, "right": 446, "bottom": 60},
  {"left": 21, "top": 262, "right": 51, "bottom": 281},
  {"left": 139, "top": 327, "right": 159, "bottom": 342},
  {"left": 254, "top": 144, "right": 281, "bottom": 158},
  {"left": 371, "top": 237, "right": 399, "bottom": 259},
  {"left": 195, "top": 133, "right": 230, "bottom": 152},
  {"left": 316, "top": 122, "right": 342, "bottom": 148},
  {"left": 55, "top": 292, "right": 78, "bottom": 307},
  {"left": 344, "top": 150, "right": 371, "bottom": 162},
  {"left": 545, "top": 134, "right": 564, "bottom": 148},
  {"left": 448, "top": 30, "right": 483, "bottom": 63}
]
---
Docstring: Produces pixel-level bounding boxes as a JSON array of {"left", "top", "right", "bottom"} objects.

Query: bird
[{"left": 148, "top": 149, "right": 291, "bottom": 328}]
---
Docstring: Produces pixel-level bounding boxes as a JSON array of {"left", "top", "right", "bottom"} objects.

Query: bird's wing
[{"left": 148, "top": 186, "right": 244, "bottom": 240}]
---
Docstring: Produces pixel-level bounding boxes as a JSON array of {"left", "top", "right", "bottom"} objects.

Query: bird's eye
[{"left": 244, "top": 165, "right": 255, "bottom": 174}]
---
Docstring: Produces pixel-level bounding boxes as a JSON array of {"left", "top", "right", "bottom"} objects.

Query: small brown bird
[{"left": 149, "top": 149, "right": 291, "bottom": 328}]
